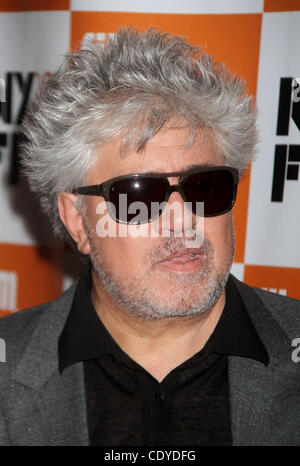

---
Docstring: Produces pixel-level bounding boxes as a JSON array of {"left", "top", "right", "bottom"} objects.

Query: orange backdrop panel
[
  {"left": 71, "top": 11, "right": 262, "bottom": 263},
  {"left": 0, "top": 0, "right": 69, "bottom": 11},
  {"left": 0, "top": 243, "right": 63, "bottom": 317},
  {"left": 264, "top": 0, "right": 300, "bottom": 12},
  {"left": 244, "top": 265, "right": 300, "bottom": 300}
]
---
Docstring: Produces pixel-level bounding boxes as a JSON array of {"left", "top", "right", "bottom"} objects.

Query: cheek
[
  {"left": 85, "top": 198, "right": 153, "bottom": 273},
  {"left": 95, "top": 235, "right": 151, "bottom": 276},
  {"left": 204, "top": 214, "right": 234, "bottom": 258}
]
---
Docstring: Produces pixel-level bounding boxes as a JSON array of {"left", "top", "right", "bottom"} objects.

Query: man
[{"left": 0, "top": 28, "right": 299, "bottom": 446}]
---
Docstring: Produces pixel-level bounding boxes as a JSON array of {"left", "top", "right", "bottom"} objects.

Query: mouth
[{"left": 156, "top": 248, "right": 205, "bottom": 272}]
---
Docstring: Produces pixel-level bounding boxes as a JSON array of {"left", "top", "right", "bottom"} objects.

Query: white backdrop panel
[
  {"left": 71, "top": 0, "right": 264, "bottom": 14},
  {"left": 245, "top": 11, "right": 300, "bottom": 268},
  {"left": 0, "top": 11, "right": 70, "bottom": 245}
]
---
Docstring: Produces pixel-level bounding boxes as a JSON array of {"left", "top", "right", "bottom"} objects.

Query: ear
[{"left": 57, "top": 193, "right": 91, "bottom": 255}]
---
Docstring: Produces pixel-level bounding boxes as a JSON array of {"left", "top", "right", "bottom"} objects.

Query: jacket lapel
[
  {"left": 229, "top": 278, "right": 299, "bottom": 445},
  {"left": 3, "top": 286, "right": 89, "bottom": 446}
]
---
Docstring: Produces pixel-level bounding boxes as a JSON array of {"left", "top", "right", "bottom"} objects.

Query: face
[{"left": 80, "top": 126, "right": 235, "bottom": 319}]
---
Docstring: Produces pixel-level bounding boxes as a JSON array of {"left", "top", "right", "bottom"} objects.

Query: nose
[{"left": 158, "top": 187, "right": 197, "bottom": 237}]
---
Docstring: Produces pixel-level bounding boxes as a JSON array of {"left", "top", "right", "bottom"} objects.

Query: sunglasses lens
[
  {"left": 182, "top": 169, "right": 237, "bottom": 217},
  {"left": 109, "top": 177, "right": 168, "bottom": 223},
  {"left": 106, "top": 168, "right": 237, "bottom": 223}
]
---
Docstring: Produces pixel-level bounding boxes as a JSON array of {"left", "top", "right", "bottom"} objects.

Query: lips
[
  {"left": 158, "top": 248, "right": 203, "bottom": 264},
  {"left": 156, "top": 247, "right": 204, "bottom": 273}
]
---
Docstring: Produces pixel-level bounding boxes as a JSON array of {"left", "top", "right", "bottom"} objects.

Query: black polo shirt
[{"left": 58, "top": 266, "right": 269, "bottom": 446}]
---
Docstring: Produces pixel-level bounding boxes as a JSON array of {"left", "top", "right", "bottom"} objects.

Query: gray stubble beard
[{"left": 84, "top": 217, "right": 235, "bottom": 321}]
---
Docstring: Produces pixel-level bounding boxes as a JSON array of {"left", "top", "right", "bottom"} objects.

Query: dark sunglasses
[{"left": 72, "top": 166, "right": 239, "bottom": 224}]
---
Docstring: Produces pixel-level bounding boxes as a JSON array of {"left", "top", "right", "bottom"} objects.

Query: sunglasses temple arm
[{"left": 71, "top": 185, "right": 104, "bottom": 196}]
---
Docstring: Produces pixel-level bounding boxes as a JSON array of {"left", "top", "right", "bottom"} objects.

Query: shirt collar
[
  {"left": 204, "top": 276, "right": 269, "bottom": 365},
  {"left": 58, "top": 266, "right": 269, "bottom": 374}
]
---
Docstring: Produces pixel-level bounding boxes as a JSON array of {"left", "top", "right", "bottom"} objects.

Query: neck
[{"left": 90, "top": 270, "right": 226, "bottom": 382}]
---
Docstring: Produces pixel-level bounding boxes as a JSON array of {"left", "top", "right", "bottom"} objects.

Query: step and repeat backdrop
[{"left": 0, "top": 0, "right": 299, "bottom": 316}]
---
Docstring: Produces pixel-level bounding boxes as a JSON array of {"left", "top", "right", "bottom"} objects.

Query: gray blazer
[{"left": 0, "top": 275, "right": 299, "bottom": 446}]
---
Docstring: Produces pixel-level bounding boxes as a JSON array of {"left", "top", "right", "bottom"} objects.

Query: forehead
[{"left": 87, "top": 126, "right": 223, "bottom": 184}]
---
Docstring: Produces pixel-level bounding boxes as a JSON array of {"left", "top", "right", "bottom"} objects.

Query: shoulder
[
  {"left": 0, "top": 283, "right": 77, "bottom": 369},
  {"left": 231, "top": 274, "right": 300, "bottom": 335},
  {"left": 0, "top": 282, "right": 77, "bottom": 333}
]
